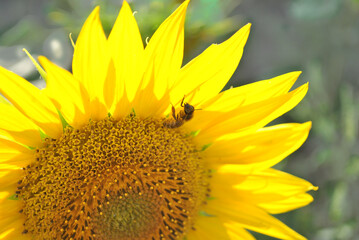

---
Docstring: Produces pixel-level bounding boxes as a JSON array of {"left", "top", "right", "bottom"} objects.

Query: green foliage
[{"left": 290, "top": 0, "right": 342, "bottom": 20}]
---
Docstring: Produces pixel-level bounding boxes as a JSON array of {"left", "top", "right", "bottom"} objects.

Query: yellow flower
[{"left": 0, "top": 1, "right": 317, "bottom": 239}]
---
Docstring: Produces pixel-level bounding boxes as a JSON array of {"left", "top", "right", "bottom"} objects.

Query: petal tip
[
  {"left": 303, "top": 121, "right": 312, "bottom": 130},
  {"left": 180, "top": 0, "right": 191, "bottom": 10},
  {"left": 122, "top": 0, "right": 130, "bottom": 8},
  {"left": 239, "top": 23, "right": 251, "bottom": 41},
  {"left": 290, "top": 71, "right": 302, "bottom": 78},
  {"left": 301, "top": 82, "right": 309, "bottom": 91},
  {"left": 90, "top": 6, "right": 101, "bottom": 19},
  {"left": 37, "top": 56, "right": 48, "bottom": 65}
]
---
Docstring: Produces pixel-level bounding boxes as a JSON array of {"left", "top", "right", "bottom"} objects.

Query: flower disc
[{"left": 17, "top": 116, "right": 209, "bottom": 240}]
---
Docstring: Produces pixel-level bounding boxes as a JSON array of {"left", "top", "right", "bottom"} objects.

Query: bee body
[
  {"left": 163, "top": 97, "right": 195, "bottom": 128},
  {"left": 163, "top": 117, "right": 185, "bottom": 128}
]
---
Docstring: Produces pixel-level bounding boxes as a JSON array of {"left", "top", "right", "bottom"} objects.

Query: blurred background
[{"left": 0, "top": 0, "right": 358, "bottom": 239}]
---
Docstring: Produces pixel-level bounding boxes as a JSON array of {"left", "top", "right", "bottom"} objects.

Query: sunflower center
[{"left": 17, "top": 115, "right": 209, "bottom": 240}]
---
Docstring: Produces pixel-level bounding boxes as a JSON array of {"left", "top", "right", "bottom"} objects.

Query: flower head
[{"left": 0, "top": 1, "right": 316, "bottom": 239}]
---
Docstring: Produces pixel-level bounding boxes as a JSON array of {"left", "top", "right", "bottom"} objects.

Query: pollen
[{"left": 17, "top": 115, "right": 209, "bottom": 240}]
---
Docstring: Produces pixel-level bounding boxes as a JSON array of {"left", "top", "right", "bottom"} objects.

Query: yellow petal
[
  {"left": 131, "top": 66, "right": 171, "bottom": 118},
  {"left": 131, "top": 1, "right": 189, "bottom": 118},
  {"left": 0, "top": 185, "right": 17, "bottom": 204},
  {"left": 205, "top": 122, "right": 311, "bottom": 169},
  {"left": 39, "top": 56, "right": 89, "bottom": 128},
  {"left": 202, "top": 71, "right": 302, "bottom": 112},
  {"left": 102, "top": 60, "right": 132, "bottom": 118},
  {"left": 187, "top": 215, "right": 230, "bottom": 240},
  {"left": 72, "top": 6, "right": 108, "bottom": 119},
  {"left": 0, "top": 103, "right": 41, "bottom": 147},
  {"left": 0, "top": 216, "right": 28, "bottom": 240},
  {"left": 0, "top": 228, "right": 31, "bottom": 240},
  {"left": 0, "top": 198, "right": 25, "bottom": 239},
  {"left": 210, "top": 168, "right": 316, "bottom": 213},
  {"left": 0, "top": 191, "right": 9, "bottom": 201},
  {"left": 190, "top": 83, "right": 308, "bottom": 141},
  {"left": 205, "top": 200, "right": 307, "bottom": 240},
  {"left": 0, "top": 164, "right": 22, "bottom": 171},
  {"left": 259, "top": 193, "right": 314, "bottom": 214},
  {"left": 170, "top": 23, "right": 251, "bottom": 107},
  {"left": 0, "top": 66, "right": 62, "bottom": 138},
  {"left": 108, "top": 0, "right": 144, "bottom": 105},
  {"left": 0, "top": 154, "right": 33, "bottom": 169},
  {"left": 0, "top": 198, "right": 22, "bottom": 219},
  {"left": 141, "top": 0, "right": 189, "bottom": 99},
  {"left": 103, "top": 60, "right": 117, "bottom": 110},
  {"left": 0, "top": 168, "right": 23, "bottom": 190},
  {"left": 0, "top": 97, "right": 7, "bottom": 104},
  {"left": 224, "top": 222, "right": 256, "bottom": 240},
  {"left": 0, "top": 138, "right": 33, "bottom": 167},
  {"left": 231, "top": 168, "right": 317, "bottom": 195}
]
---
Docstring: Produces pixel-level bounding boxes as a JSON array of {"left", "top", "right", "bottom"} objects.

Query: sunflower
[{"left": 0, "top": 1, "right": 317, "bottom": 239}]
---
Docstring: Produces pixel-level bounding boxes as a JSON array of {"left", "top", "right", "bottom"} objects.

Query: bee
[{"left": 163, "top": 97, "right": 196, "bottom": 128}]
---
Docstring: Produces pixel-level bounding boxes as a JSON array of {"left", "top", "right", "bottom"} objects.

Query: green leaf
[
  {"left": 184, "top": 130, "right": 200, "bottom": 138},
  {"left": 39, "top": 129, "right": 49, "bottom": 140},
  {"left": 8, "top": 194, "right": 20, "bottom": 200},
  {"left": 201, "top": 143, "right": 212, "bottom": 151},
  {"left": 57, "top": 109, "right": 71, "bottom": 130},
  {"left": 199, "top": 210, "right": 215, "bottom": 217}
]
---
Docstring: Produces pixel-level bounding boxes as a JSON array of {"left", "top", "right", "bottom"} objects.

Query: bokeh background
[{"left": 1, "top": 0, "right": 358, "bottom": 239}]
